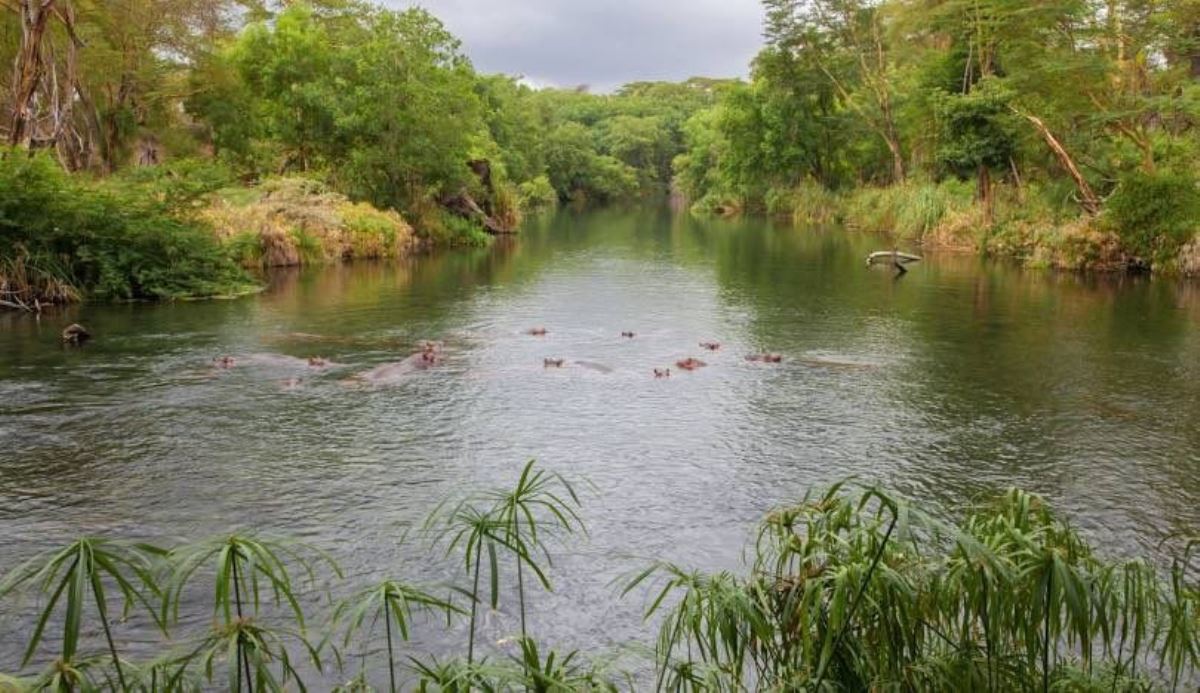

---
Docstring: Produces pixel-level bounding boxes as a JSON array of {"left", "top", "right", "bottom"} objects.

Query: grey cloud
[{"left": 388, "top": 0, "right": 763, "bottom": 91}]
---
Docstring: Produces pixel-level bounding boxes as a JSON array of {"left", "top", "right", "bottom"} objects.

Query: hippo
[
  {"left": 62, "top": 323, "right": 91, "bottom": 345},
  {"left": 543, "top": 358, "right": 565, "bottom": 368},
  {"left": 621, "top": 331, "right": 635, "bottom": 339},
  {"left": 676, "top": 357, "right": 707, "bottom": 371},
  {"left": 351, "top": 343, "right": 444, "bottom": 385},
  {"left": 654, "top": 368, "right": 671, "bottom": 378},
  {"left": 527, "top": 327, "right": 548, "bottom": 336},
  {"left": 746, "top": 353, "right": 783, "bottom": 363},
  {"left": 213, "top": 356, "right": 236, "bottom": 369},
  {"left": 699, "top": 341, "right": 721, "bottom": 351}
]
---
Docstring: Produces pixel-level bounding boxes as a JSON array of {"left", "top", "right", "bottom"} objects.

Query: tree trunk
[
  {"left": 885, "top": 134, "right": 905, "bottom": 184},
  {"left": 977, "top": 164, "right": 993, "bottom": 224},
  {"left": 9, "top": 0, "right": 57, "bottom": 147},
  {"left": 1013, "top": 108, "right": 1101, "bottom": 215}
]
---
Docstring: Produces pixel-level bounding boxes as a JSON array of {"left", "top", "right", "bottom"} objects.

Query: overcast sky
[{"left": 388, "top": 0, "right": 764, "bottom": 91}]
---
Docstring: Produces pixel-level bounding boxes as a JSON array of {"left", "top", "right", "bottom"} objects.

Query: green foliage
[
  {"left": 0, "top": 474, "right": 1196, "bottom": 690},
  {"left": 517, "top": 176, "right": 558, "bottom": 213},
  {"left": 624, "top": 482, "right": 1200, "bottom": 691},
  {"left": 0, "top": 538, "right": 165, "bottom": 689},
  {"left": 162, "top": 534, "right": 340, "bottom": 690},
  {"left": 765, "top": 180, "right": 839, "bottom": 225},
  {"left": 841, "top": 180, "right": 974, "bottom": 239},
  {"left": 935, "top": 78, "right": 1019, "bottom": 179},
  {"left": 113, "top": 158, "right": 237, "bottom": 214},
  {"left": 543, "top": 123, "right": 638, "bottom": 203},
  {"left": 332, "top": 580, "right": 463, "bottom": 692},
  {"left": 0, "top": 153, "right": 252, "bottom": 304},
  {"left": 1105, "top": 170, "right": 1200, "bottom": 266}
]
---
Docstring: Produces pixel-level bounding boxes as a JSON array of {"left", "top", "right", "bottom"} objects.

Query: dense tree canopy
[{"left": 3, "top": 0, "right": 1197, "bottom": 266}]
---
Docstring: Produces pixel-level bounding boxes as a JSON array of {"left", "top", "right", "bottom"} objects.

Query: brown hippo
[
  {"left": 699, "top": 341, "right": 721, "bottom": 351},
  {"left": 527, "top": 327, "right": 548, "bottom": 336},
  {"left": 654, "top": 368, "right": 671, "bottom": 378},
  {"left": 676, "top": 357, "right": 707, "bottom": 371},
  {"left": 351, "top": 342, "right": 444, "bottom": 385},
  {"left": 746, "top": 353, "right": 783, "bottom": 363},
  {"left": 62, "top": 324, "right": 90, "bottom": 345},
  {"left": 213, "top": 356, "right": 236, "bottom": 369},
  {"left": 621, "top": 331, "right": 635, "bottom": 338},
  {"left": 543, "top": 358, "right": 565, "bottom": 368}
]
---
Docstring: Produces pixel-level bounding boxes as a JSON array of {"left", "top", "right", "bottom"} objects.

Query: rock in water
[{"left": 62, "top": 323, "right": 90, "bottom": 345}]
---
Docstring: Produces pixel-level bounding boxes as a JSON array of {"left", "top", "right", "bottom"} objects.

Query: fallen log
[{"left": 865, "top": 251, "right": 922, "bottom": 267}]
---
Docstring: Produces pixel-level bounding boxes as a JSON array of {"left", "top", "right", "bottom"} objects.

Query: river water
[{"left": 2, "top": 207, "right": 1199, "bottom": 681}]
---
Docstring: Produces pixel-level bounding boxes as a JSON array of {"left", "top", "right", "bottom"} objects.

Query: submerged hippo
[
  {"left": 350, "top": 342, "right": 444, "bottom": 385},
  {"left": 699, "top": 341, "right": 721, "bottom": 351},
  {"left": 796, "top": 355, "right": 877, "bottom": 371},
  {"left": 543, "top": 358, "right": 565, "bottom": 368},
  {"left": 62, "top": 323, "right": 91, "bottom": 345},
  {"left": 746, "top": 353, "right": 784, "bottom": 363},
  {"left": 654, "top": 368, "right": 671, "bottom": 378},
  {"left": 676, "top": 357, "right": 707, "bottom": 371}
]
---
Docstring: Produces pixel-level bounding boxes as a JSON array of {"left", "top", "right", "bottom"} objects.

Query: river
[{"left": 2, "top": 207, "right": 1199, "bottom": 681}]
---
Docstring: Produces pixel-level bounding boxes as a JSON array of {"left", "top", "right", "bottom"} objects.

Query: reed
[
  {"left": 331, "top": 580, "right": 462, "bottom": 692},
  {"left": 0, "top": 539, "right": 165, "bottom": 691},
  {"left": 1, "top": 474, "right": 1195, "bottom": 691},
  {"left": 160, "top": 534, "right": 340, "bottom": 692},
  {"left": 623, "top": 483, "right": 1200, "bottom": 691}
]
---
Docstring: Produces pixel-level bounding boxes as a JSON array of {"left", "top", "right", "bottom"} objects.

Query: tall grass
[
  {"left": 1, "top": 474, "right": 1196, "bottom": 691},
  {"left": 841, "top": 179, "right": 974, "bottom": 241},
  {"left": 765, "top": 180, "right": 839, "bottom": 225}
]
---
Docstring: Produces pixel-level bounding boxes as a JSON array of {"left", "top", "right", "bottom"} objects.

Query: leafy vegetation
[
  {"left": 3, "top": 0, "right": 1198, "bottom": 312},
  {"left": 0, "top": 155, "right": 252, "bottom": 307},
  {"left": 677, "top": 0, "right": 1200, "bottom": 271},
  {"left": 1, "top": 465, "right": 1197, "bottom": 691}
]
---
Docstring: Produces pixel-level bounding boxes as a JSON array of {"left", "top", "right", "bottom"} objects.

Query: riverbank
[
  {"left": 0, "top": 155, "right": 514, "bottom": 310},
  {"left": 704, "top": 177, "right": 1200, "bottom": 277}
]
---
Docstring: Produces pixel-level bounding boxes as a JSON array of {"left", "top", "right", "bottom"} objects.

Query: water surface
[{"left": 2, "top": 208, "right": 1199, "bottom": 679}]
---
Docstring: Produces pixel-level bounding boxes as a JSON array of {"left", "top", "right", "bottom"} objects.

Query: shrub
[
  {"left": 340, "top": 202, "right": 410, "bottom": 259},
  {"left": 202, "top": 178, "right": 415, "bottom": 267},
  {"left": 491, "top": 181, "right": 523, "bottom": 230},
  {"left": 690, "top": 190, "right": 744, "bottom": 217},
  {"left": 0, "top": 153, "right": 251, "bottom": 304},
  {"left": 111, "top": 158, "right": 236, "bottom": 215},
  {"left": 517, "top": 175, "right": 558, "bottom": 212},
  {"left": 1105, "top": 170, "right": 1200, "bottom": 266}
]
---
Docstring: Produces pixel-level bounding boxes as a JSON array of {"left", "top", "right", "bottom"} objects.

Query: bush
[
  {"left": 1105, "top": 170, "right": 1200, "bottom": 266},
  {"left": 491, "top": 181, "right": 523, "bottom": 230},
  {"left": 202, "top": 177, "right": 415, "bottom": 267},
  {"left": 111, "top": 158, "right": 236, "bottom": 215},
  {"left": 690, "top": 190, "right": 744, "bottom": 216},
  {"left": 0, "top": 153, "right": 252, "bottom": 304},
  {"left": 517, "top": 175, "right": 558, "bottom": 212}
]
